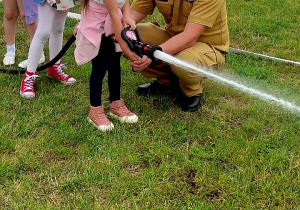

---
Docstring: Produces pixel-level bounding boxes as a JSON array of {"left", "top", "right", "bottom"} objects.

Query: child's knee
[
  {"left": 4, "top": 10, "right": 19, "bottom": 21},
  {"left": 35, "top": 30, "right": 51, "bottom": 42}
]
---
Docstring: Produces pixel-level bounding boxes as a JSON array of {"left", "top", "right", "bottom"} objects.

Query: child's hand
[
  {"left": 124, "top": 50, "right": 140, "bottom": 62},
  {"left": 121, "top": 45, "right": 140, "bottom": 62},
  {"left": 129, "top": 55, "right": 152, "bottom": 72},
  {"left": 122, "top": 16, "right": 136, "bottom": 31},
  {"left": 73, "top": 22, "right": 79, "bottom": 36}
]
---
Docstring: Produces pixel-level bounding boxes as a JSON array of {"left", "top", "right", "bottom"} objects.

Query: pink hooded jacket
[{"left": 74, "top": 1, "right": 126, "bottom": 65}]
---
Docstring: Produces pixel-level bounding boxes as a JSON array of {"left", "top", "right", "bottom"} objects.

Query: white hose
[{"left": 229, "top": 47, "right": 300, "bottom": 66}]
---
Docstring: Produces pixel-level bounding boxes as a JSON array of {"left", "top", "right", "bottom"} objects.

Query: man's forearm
[
  {"left": 160, "top": 23, "right": 206, "bottom": 55},
  {"left": 130, "top": 9, "right": 147, "bottom": 23},
  {"left": 160, "top": 33, "right": 196, "bottom": 55}
]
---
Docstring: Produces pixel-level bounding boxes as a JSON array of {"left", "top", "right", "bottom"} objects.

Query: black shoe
[
  {"left": 137, "top": 80, "right": 171, "bottom": 96},
  {"left": 180, "top": 94, "right": 202, "bottom": 112}
]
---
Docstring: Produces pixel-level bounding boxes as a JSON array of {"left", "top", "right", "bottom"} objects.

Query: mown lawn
[{"left": 0, "top": 0, "right": 299, "bottom": 209}]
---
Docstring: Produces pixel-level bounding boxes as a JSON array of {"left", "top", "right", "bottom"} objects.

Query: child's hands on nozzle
[
  {"left": 129, "top": 55, "right": 152, "bottom": 72},
  {"left": 123, "top": 47, "right": 141, "bottom": 62},
  {"left": 122, "top": 16, "right": 136, "bottom": 31}
]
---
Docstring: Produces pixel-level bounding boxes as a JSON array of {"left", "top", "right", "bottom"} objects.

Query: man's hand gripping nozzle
[{"left": 121, "top": 26, "right": 162, "bottom": 61}]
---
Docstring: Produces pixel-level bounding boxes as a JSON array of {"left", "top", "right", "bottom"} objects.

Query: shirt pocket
[
  {"left": 182, "top": 0, "right": 193, "bottom": 18},
  {"left": 155, "top": 0, "right": 173, "bottom": 23}
]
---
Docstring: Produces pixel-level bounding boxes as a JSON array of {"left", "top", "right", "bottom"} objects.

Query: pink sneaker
[
  {"left": 47, "top": 62, "right": 76, "bottom": 85},
  {"left": 109, "top": 99, "right": 138, "bottom": 123},
  {"left": 87, "top": 106, "right": 114, "bottom": 131},
  {"left": 20, "top": 71, "right": 39, "bottom": 99}
]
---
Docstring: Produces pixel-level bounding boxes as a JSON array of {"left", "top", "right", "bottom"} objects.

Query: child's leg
[
  {"left": 20, "top": 3, "right": 54, "bottom": 99},
  {"left": 26, "top": 3, "right": 55, "bottom": 73},
  {"left": 17, "top": 0, "right": 38, "bottom": 41},
  {"left": 88, "top": 35, "right": 114, "bottom": 131},
  {"left": 90, "top": 35, "right": 109, "bottom": 107},
  {"left": 2, "top": 0, "right": 18, "bottom": 65},
  {"left": 46, "top": 8, "right": 75, "bottom": 85},
  {"left": 106, "top": 37, "right": 122, "bottom": 102},
  {"left": 2, "top": 0, "right": 18, "bottom": 46},
  {"left": 105, "top": 37, "right": 138, "bottom": 123},
  {"left": 49, "top": 9, "right": 68, "bottom": 63},
  {"left": 17, "top": 0, "right": 41, "bottom": 68}
]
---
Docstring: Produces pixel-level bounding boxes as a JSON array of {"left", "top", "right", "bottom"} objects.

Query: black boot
[
  {"left": 180, "top": 94, "right": 202, "bottom": 112},
  {"left": 137, "top": 80, "right": 171, "bottom": 96}
]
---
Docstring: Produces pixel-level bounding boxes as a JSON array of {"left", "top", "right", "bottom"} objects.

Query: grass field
[{"left": 0, "top": 0, "right": 300, "bottom": 209}]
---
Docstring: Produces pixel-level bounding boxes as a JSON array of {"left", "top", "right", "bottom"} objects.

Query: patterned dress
[{"left": 34, "top": 0, "right": 77, "bottom": 10}]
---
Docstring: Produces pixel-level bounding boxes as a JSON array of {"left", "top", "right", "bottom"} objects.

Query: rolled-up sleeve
[
  {"left": 131, "top": 0, "right": 156, "bottom": 16},
  {"left": 188, "top": 0, "right": 223, "bottom": 28}
]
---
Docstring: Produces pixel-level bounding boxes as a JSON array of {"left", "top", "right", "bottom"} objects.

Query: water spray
[
  {"left": 122, "top": 26, "right": 300, "bottom": 114},
  {"left": 153, "top": 50, "right": 300, "bottom": 113}
]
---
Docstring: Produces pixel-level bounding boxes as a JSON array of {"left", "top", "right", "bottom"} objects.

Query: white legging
[{"left": 27, "top": 3, "right": 68, "bottom": 73}]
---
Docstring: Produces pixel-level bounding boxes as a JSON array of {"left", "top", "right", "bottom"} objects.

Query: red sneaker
[
  {"left": 20, "top": 71, "right": 39, "bottom": 99},
  {"left": 47, "top": 63, "right": 76, "bottom": 85}
]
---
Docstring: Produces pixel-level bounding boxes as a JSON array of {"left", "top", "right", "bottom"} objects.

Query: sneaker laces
[
  {"left": 114, "top": 104, "right": 131, "bottom": 116},
  {"left": 54, "top": 64, "right": 69, "bottom": 79},
  {"left": 23, "top": 74, "right": 39, "bottom": 91},
  {"left": 93, "top": 112, "right": 107, "bottom": 120},
  {"left": 90, "top": 111, "right": 111, "bottom": 125}
]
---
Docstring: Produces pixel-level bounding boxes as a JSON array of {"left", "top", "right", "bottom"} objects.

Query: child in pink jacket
[{"left": 75, "top": 0, "right": 140, "bottom": 131}]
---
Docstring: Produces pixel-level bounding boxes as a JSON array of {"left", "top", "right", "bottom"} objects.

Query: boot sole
[
  {"left": 20, "top": 91, "right": 35, "bottom": 99},
  {"left": 47, "top": 75, "right": 76, "bottom": 85},
  {"left": 87, "top": 117, "right": 114, "bottom": 131},
  {"left": 181, "top": 104, "right": 201, "bottom": 112},
  {"left": 109, "top": 112, "right": 138, "bottom": 123}
]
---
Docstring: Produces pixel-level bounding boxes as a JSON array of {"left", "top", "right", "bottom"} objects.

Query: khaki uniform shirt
[{"left": 131, "top": 0, "right": 229, "bottom": 53}]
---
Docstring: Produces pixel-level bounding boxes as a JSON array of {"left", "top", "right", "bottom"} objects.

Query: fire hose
[
  {"left": 0, "top": 24, "right": 298, "bottom": 113},
  {"left": 1, "top": 26, "right": 299, "bottom": 74},
  {"left": 0, "top": 27, "right": 300, "bottom": 113},
  {"left": 0, "top": 35, "right": 76, "bottom": 74},
  {"left": 0, "top": 25, "right": 299, "bottom": 113},
  {"left": 121, "top": 26, "right": 300, "bottom": 113},
  {"left": 0, "top": 27, "right": 157, "bottom": 74}
]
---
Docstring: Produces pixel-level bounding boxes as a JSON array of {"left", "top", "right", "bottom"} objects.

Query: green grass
[{"left": 0, "top": 1, "right": 300, "bottom": 209}]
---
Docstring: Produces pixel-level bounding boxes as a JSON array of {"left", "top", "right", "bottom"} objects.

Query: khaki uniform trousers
[{"left": 137, "top": 23, "right": 226, "bottom": 97}]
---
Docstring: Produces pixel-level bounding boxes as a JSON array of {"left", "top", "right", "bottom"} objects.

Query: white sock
[{"left": 6, "top": 44, "right": 16, "bottom": 55}]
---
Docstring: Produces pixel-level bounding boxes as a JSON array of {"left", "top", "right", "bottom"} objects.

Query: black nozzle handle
[{"left": 121, "top": 26, "right": 143, "bottom": 51}]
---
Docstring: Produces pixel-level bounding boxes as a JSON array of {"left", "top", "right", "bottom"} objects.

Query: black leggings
[{"left": 90, "top": 35, "right": 121, "bottom": 107}]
